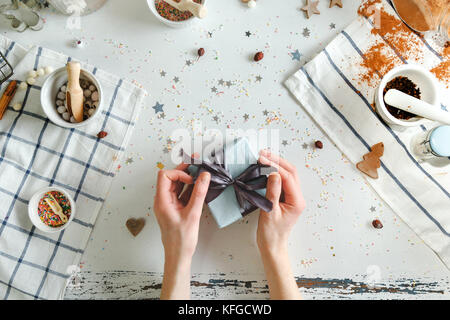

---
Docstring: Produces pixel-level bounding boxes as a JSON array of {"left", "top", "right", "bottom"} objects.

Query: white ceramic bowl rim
[
  {"left": 28, "top": 187, "right": 76, "bottom": 233},
  {"left": 40, "top": 66, "right": 103, "bottom": 128},
  {"left": 376, "top": 64, "right": 439, "bottom": 126}
]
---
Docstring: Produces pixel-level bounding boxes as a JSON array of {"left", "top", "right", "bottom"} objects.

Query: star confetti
[
  {"left": 243, "top": 114, "right": 249, "bottom": 121},
  {"left": 302, "top": 143, "right": 308, "bottom": 149},
  {"left": 370, "top": 206, "right": 376, "bottom": 212},
  {"left": 125, "top": 157, "right": 134, "bottom": 165},
  {"left": 173, "top": 76, "right": 179, "bottom": 83},
  {"left": 160, "top": 70, "right": 166, "bottom": 77},
  {"left": 225, "top": 81, "right": 233, "bottom": 88},
  {"left": 302, "top": 27, "right": 311, "bottom": 37},
  {"left": 255, "top": 75, "right": 263, "bottom": 82},
  {"left": 156, "top": 162, "right": 164, "bottom": 169},
  {"left": 290, "top": 49, "right": 301, "bottom": 61},
  {"left": 282, "top": 140, "right": 288, "bottom": 146},
  {"left": 329, "top": 0, "right": 343, "bottom": 8},
  {"left": 329, "top": 23, "right": 336, "bottom": 29},
  {"left": 218, "top": 79, "right": 225, "bottom": 85},
  {"left": 301, "top": 0, "right": 320, "bottom": 19},
  {"left": 263, "top": 110, "right": 269, "bottom": 116},
  {"left": 245, "top": 31, "right": 252, "bottom": 37},
  {"left": 185, "top": 60, "right": 192, "bottom": 66},
  {"left": 211, "top": 86, "right": 218, "bottom": 93},
  {"left": 152, "top": 102, "right": 164, "bottom": 113}
]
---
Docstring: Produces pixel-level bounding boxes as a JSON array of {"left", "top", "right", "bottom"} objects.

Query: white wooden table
[{"left": 2, "top": 0, "right": 449, "bottom": 299}]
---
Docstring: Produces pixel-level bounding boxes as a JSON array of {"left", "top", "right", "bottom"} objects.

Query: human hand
[
  {"left": 153, "top": 163, "right": 211, "bottom": 264},
  {"left": 257, "top": 150, "right": 306, "bottom": 254}
]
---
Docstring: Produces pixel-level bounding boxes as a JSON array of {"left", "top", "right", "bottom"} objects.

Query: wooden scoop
[
  {"left": 66, "top": 61, "right": 84, "bottom": 123},
  {"left": 44, "top": 193, "right": 68, "bottom": 223},
  {"left": 164, "top": 0, "right": 208, "bottom": 19}
]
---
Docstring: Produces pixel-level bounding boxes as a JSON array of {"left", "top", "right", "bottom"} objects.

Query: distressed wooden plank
[{"left": 64, "top": 271, "right": 450, "bottom": 300}]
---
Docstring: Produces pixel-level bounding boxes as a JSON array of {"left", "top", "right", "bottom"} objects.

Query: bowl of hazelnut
[{"left": 40, "top": 64, "right": 103, "bottom": 128}]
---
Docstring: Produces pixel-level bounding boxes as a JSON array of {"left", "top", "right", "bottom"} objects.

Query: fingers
[
  {"left": 260, "top": 150, "right": 297, "bottom": 177},
  {"left": 264, "top": 173, "right": 282, "bottom": 211},
  {"left": 186, "top": 172, "right": 211, "bottom": 214},
  {"left": 156, "top": 169, "right": 193, "bottom": 200},
  {"left": 259, "top": 154, "right": 302, "bottom": 207},
  {"left": 175, "top": 162, "right": 190, "bottom": 172},
  {"left": 174, "top": 163, "right": 191, "bottom": 196}
]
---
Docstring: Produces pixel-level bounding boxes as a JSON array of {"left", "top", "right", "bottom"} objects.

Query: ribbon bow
[{"left": 182, "top": 149, "right": 276, "bottom": 215}]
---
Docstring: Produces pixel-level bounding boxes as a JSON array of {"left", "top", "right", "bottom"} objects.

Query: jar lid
[{"left": 430, "top": 125, "right": 450, "bottom": 157}]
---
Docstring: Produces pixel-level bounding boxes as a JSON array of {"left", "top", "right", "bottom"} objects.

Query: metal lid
[{"left": 430, "top": 125, "right": 450, "bottom": 157}]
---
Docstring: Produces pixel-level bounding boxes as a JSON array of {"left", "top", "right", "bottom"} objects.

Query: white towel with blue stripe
[
  {"left": 286, "top": 1, "right": 450, "bottom": 268},
  {"left": 0, "top": 35, "right": 147, "bottom": 299}
]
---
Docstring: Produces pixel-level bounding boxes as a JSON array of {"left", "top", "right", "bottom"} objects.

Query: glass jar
[
  {"left": 392, "top": 0, "right": 450, "bottom": 40},
  {"left": 412, "top": 125, "right": 450, "bottom": 160}
]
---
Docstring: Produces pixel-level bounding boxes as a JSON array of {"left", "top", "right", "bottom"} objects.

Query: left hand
[{"left": 153, "top": 163, "right": 211, "bottom": 263}]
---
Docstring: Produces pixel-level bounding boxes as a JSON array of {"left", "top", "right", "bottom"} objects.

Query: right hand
[{"left": 257, "top": 150, "right": 306, "bottom": 253}]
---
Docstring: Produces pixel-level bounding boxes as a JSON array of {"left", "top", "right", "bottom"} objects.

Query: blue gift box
[{"left": 189, "top": 138, "right": 269, "bottom": 228}]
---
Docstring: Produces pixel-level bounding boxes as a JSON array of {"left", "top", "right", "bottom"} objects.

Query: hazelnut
[{"left": 254, "top": 51, "right": 264, "bottom": 62}]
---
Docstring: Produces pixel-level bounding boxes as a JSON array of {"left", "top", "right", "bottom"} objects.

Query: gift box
[{"left": 185, "top": 138, "right": 275, "bottom": 228}]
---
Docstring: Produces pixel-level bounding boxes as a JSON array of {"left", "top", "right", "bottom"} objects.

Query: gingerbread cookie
[{"left": 357, "top": 142, "right": 384, "bottom": 179}]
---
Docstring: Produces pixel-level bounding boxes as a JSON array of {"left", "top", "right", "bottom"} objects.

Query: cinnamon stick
[{"left": 0, "top": 80, "right": 18, "bottom": 120}]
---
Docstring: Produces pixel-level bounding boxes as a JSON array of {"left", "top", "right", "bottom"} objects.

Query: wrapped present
[{"left": 183, "top": 138, "right": 276, "bottom": 228}]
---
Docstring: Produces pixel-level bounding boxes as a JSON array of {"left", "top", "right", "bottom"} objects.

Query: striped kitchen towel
[
  {"left": 286, "top": 0, "right": 450, "bottom": 268},
  {"left": 0, "top": 35, "right": 147, "bottom": 299}
]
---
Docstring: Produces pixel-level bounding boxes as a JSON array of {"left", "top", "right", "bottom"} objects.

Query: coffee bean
[
  {"left": 315, "top": 140, "right": 323, "bottom": 149},
  {"left": 198, "top": 48, "right": 205, "bottom": 57}
]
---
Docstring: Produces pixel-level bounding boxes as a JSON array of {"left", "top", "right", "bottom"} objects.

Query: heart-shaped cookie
[{"left": 126, "top": 218, "right": 146, "bottom": 237}]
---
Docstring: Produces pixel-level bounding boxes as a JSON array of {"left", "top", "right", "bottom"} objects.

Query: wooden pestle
[
  {"left": 66, "top": 61, "right": 84, "bottom": 123},
  {"left": 164, "top": 0, "right": 208, "bottom": 19}
]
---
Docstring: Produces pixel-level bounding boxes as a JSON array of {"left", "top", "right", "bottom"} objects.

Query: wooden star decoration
[
  {"left": 329, "top": 0, "right": 343, "bottom": 8},
  {"left": 301, "top": 0, "right": 320, "bottom": 19}
]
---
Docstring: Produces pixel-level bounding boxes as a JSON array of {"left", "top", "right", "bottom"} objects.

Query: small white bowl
[
  {"left": 375, "top": 65, "right": 439, "bottom": 127},
  {"left": 146, "top": 0, "right": 206, "bottom": 28},
  {"left": 40, "top": 67, "right": 103, "bottom": 128},
  {"left": 28, "top": 187, "right": 76, "bottom": 233}
]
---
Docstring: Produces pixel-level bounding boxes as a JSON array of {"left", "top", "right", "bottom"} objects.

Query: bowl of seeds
[
  {"left": 41, "top": 65, "right": 103, "bottom": 128},
  {"left": 147, "top": 0, "right": 206, "bottom": 28}
]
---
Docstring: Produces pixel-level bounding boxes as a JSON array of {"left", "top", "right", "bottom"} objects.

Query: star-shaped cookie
[
  {"left": 301, "top": 0, "right": 320, "bottom": 19},
  {"left": 330, "top": 0, "right": 343, "bottom": 8}
]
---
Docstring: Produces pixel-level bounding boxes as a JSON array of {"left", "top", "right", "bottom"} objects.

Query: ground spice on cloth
[
  {"left": 356, "top": 1, "right": 424, "bottom": 86},
  {"left": 383, "top": 76, "right": 422, "bottom": 120},
  {"left": 359, "top": 42, "right": 399, "bottom": 87},
  {"left": 359, "top": 3, "right": 423, "bottom": 62},
  {"left": 431, "top": 41, "right": 450, "bottom": 87}
]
